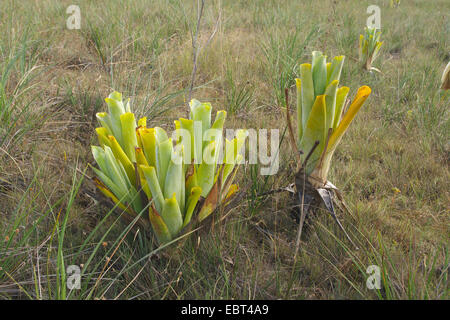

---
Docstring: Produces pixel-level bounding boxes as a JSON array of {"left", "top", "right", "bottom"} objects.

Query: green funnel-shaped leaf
[
  {"left": 149, "top": 206, "right": 172, "bottom": 244},
  {"left": 300, "top": 63, "right": 315, "bottom": 138},
  {"left": 164, "top": 149, "right": 183, "bottom": 212},
  {"left": 324, "top": 80, "right": 339, "bottom": 131},
  {"left": 300, "top": 95, "right": 327, "bottom": 175},
  {"left": 120, "top": 112, "right": 138, "bottom": 162},
  {"left": 312, "top": 51, "right": 327, "bottom": 96},
  {"left": 157, "top": 138, "right": 173, "bottom": 191},
  {"left": 197, "top": 141, "right": 217, "bottom": 197},
  {"left": 183, "top": 186, "right": 202, "bottom": 228},
  {"left": 141, "top": 165, "right": 164, "bottom": 214}
]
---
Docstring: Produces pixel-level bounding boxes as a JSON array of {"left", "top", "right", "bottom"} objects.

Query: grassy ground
[{"left": 0, "top": 0, "right": 448, "bottom": 299}]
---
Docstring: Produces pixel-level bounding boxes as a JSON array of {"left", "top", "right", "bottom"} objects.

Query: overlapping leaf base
[{"left": 91, "top": 92, "right": 247, "bottom": 244}]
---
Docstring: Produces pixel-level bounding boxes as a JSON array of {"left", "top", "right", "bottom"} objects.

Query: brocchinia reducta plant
[
  {"left": 91, "top": 92, "right": 247, "bottom": 244},
  {"left": 359, "top": 27, "right": 383, "bottom": 72}
]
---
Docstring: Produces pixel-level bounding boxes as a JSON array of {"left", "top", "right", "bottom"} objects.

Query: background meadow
[{"left": 0, "top": 0, "right": 448, "bottom": 299}]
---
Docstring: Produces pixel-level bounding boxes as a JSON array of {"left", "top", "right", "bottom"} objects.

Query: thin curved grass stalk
[
  {"left": 441, "top": 61, "right": 450, "bottom": 90},
  {"left": 290, "top": 51, "right": 371, "bottom": 245},
  {"left": 91, "top": 92, "right": 247, "bottom": 245},
  {"left": 359, "top": 27, "right": 383, "bottom": 72}
]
